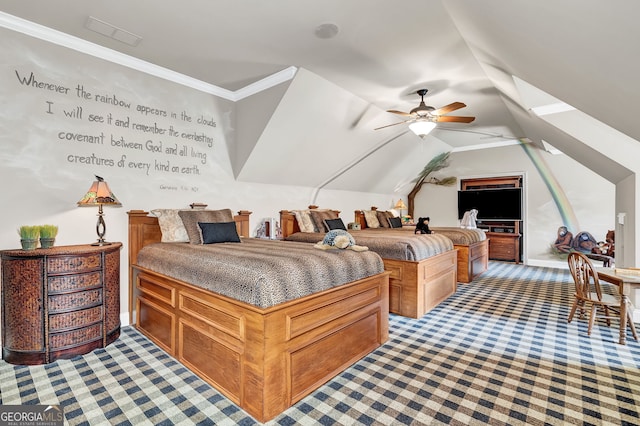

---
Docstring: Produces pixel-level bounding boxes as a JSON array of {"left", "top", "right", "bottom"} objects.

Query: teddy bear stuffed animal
[{"left": 415, "top": 217, "right": 432, "bottom": 234}]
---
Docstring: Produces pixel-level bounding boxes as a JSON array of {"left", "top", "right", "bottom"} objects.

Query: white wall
[
  {"left": 0, "top": 29, "right": 391, "bottom": 326},
  {"left": 615, "top": 175, "right": 637, "bottom": 268},
  {"left": 413, "top": 143, "right": 615, "bottom": 267}
]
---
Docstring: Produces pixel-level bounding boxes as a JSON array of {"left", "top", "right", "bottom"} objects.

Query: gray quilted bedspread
[
  {"left": 136, "top": 238, "right": 385, "bottom": 308},
  {"left": 360, "top": 226, "right": 486, "bottom": 244},
  {"left": 424, "top": 227, "right": 486, "bottom": 244},
  {"left": 284, "top": 230, "right": 454, "bottom": 261}
]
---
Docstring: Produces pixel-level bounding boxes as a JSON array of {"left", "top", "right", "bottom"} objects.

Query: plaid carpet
[{"left": 1, "top": 261, "right": 639, "bottom": 425}]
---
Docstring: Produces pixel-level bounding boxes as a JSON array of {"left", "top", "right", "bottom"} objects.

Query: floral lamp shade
[{"left": 77, "top": 175, "right": 121, "bottom": 245}]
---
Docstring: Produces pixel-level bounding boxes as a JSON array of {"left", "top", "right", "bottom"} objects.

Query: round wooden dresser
[{"left": 1, "top": 243, "right": 121, "bottom": 365}]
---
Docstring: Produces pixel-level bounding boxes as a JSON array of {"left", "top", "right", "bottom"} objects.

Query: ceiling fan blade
[
  {"left": 435, "top": 115, "right": 476, "bottom": 123},
  {"left": 431, "top": 102, "right": 466, "bottom": 116},
  {"left": 386, "top": 109, "right": 413, "bottom": 117},
  {"left": 374, "top": 119, "right": 413, "bottom": 130}
]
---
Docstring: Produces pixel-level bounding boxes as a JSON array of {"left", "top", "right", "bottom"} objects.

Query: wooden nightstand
[{"left": 1, "top": 243, "right": 122, "bottom": 365}]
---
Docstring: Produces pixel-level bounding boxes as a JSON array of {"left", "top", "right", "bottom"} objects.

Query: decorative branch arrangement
[{"left": 407, "top": 151, "right": 456, "bottom": 218}]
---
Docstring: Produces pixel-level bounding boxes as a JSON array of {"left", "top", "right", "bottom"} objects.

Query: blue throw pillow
[{"left": 198, "top": 222, "right": 241, "bottom": 244}]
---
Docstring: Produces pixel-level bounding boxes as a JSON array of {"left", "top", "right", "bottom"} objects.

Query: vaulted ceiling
[{"left": 1, "top": 0, "right": 638, "bottom": 193}]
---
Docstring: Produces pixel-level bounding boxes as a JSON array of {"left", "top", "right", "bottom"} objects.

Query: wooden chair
[{"left": 567, "top": 252, "right": 638, "bottom": 344}]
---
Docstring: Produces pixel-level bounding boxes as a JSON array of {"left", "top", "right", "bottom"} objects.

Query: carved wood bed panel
[
  {"left": 279, "top": 207, "right": 457, "bottom": 319},
  {"left": 354, "top": 208, "right": 489, "bottom": 284},
  {"left": 127, "top": 210, "right": 390, "bottom": 422}
]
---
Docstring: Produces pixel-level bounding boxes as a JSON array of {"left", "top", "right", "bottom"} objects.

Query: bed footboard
[
  {"left": 132, "top": 266, "right": 389, "bottom": 422},
  {"left": 456, "top": 239, "right": 488, "bottom": 283},
  {"left": 383, "top": 249, "right": 457, "bottom": 318}
]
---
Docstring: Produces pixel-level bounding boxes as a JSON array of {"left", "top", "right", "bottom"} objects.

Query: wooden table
[{"left": 596, "top": 267, "right": 640, "bottom": 345}]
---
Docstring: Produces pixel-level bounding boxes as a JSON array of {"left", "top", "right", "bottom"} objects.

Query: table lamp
[
  {"left": 394, "top": 199, "right": 407, "bottom": 217},
  {"left": 77, "top": 175, "right": 121, "bottom": 246}
]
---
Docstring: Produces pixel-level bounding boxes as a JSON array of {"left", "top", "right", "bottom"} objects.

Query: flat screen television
[{"left": 457, "top": 188, "right": 522, "bottom": 220}]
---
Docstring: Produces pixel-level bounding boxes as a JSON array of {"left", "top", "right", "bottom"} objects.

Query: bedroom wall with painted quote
[{"left": 0, "top": 28, "right": 392, "bottom": 323}]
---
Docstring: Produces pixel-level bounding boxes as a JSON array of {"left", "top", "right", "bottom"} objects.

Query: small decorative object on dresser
[
  {"left": 18, "top": 225, "right": 40, "bottom": 250},
  {"left": 39, "top": 224, "right": 59, "bottom": 249},
  {"left": 1, "top": 243, "right": 122, "bottom": 365}
]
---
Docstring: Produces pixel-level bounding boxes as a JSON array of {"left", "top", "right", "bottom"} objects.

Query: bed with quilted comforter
[
  {"left": 128, "top": 210, "right": 389, "bottom": 422},
  {"left": 136, "top": 238, "right": 385, "bottom": 307},
  {"left": 354, "top": 208, "right": 489, "bottom": 283},
  {"left": 280, "top": 207, "right": 458, "bottom": 319}
]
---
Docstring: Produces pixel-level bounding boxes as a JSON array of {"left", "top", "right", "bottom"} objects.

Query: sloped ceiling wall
[
  {"left": 443, "top": 0, "right": 640, "bottom": 183},
  {"left": 234, "top": 80, "right": 291, "bottom": 177},
  {"left": 235, "top": 68, "right": 453, "bottom": 194},
  {"left": 232, "top": 1, "right": 640, "bottom": 196}
]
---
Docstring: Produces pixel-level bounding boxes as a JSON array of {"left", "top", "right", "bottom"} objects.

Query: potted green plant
[
  {"left": 18, "top": 225, "right": 40, "bottom": 250},
  {"left": 39, "top": 224, "right": 59, "bottom": 249}
]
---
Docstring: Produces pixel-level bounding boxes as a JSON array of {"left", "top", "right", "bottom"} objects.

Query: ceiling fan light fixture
[
  {"left": 409, "top": 120, "right": 436, "bottom": 138},
  {"left": 375, "top": 88, "right": 474, "bottom": 134}
]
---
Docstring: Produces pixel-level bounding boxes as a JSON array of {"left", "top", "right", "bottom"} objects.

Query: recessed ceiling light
[
  {"left": 85, "top": 16, "right": 142, "bottom": 47},
  {"left": 314, "top": 23, "right": 339, "bottom": 39}
]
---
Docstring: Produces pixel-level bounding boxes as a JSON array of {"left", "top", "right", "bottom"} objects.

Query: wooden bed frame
[
  {"left": 354, "top": 208, "right": 488, "bottom": 284},
  {"left": 127, "top": 210, "right": 390, "bottom": 422},
  {"left": 279, "top": 208, "right": 457, "bottom": 319}
]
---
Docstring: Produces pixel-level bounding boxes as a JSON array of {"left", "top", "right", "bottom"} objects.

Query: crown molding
[
  {"left": 233, "top": 66, "right": 298, "bottom": 101},
  {"left": 0, "top": 12, "right": 295, "bottom": 100}
]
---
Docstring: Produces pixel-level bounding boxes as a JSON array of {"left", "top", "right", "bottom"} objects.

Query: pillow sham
[
  {"left": 363, "top": 210, "right": 380, "bottom": 228},
  {"left": 178, "top": 209, "right": 235, "bottom": 244},
  {"left": 292, "top": 210, "right": 316, "bottom": 233},
  {"left": 324, "top": 218, "right": 347, "bottom": 231},
  {"left": 198, "top": 222, "right": 241, "bottom": 244},
  {"left": 388, "top": 209, "right": 400, "bottom": 218},
  {"left": 377, "top": 210, "right": 393, "bottom": 228},
  {"left": 310, "top": 209, "right": 338, "bottom": 232},
  {"left": 388, "top": 216, "right": 403, "bottom": 228},
  {"left": 151, "top": 209, "right": 189, "bottom": 242}
]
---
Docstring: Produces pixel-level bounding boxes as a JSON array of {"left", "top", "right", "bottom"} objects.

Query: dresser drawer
[
  {"left": 491, "top": 248, "right": 515, "bottom": 259},
  {"left": 47, "top": 253, "right": 102, "bottom": 274},
  {"left": 49, "top": 323, "right": 102, "bottom": 349},
  {"left": 48, "top": 271, "right": 102, "bottom": 293},
  {"left": 49, "top": 305, "right": 103, "bottom": 332},
  {"left": 48, "top": 289, "right": 102, "bottom": 313}
]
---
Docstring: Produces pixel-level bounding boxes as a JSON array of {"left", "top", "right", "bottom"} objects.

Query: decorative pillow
[
  {"left": 292, "top": 210, "right": 316, "bottom": 233},
  {"left": 151, "top": 209, "right": 189, "bottom": 242},
  {"left": 324, "top": 218, "right": 347, "bottom": 231},
  {"left": 377, "top": 210, "right": 393, "bottom": 229},
  {"left": 178, "top": 209, "right": 235, "bottom": 244},
  {"left": 363, "top": 210, "right": 380, "bottom": 228},
  {"left": 388, "top": 209, "right": 400, "bottom": 218},
  {"left": 388, "top": 216, "right": 403, "bottom": 228},
  {"left": 198, "top": 222, "right": 241, "bottom": 244},
  {"left": 310, "top": 210, "right": 338, "bottom": 232}
]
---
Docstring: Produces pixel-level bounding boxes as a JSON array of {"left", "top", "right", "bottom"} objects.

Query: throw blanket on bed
[
  {"left": 284, "top": 230, "right": 453, "bottom": 261},
  {"left": 136, "top": 238, "right": 385, "bottom": 308}
]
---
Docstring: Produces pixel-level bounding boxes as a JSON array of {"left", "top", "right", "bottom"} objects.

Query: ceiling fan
[{"left": 375, "top": 89, "right": 475, "bottom": 137}]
